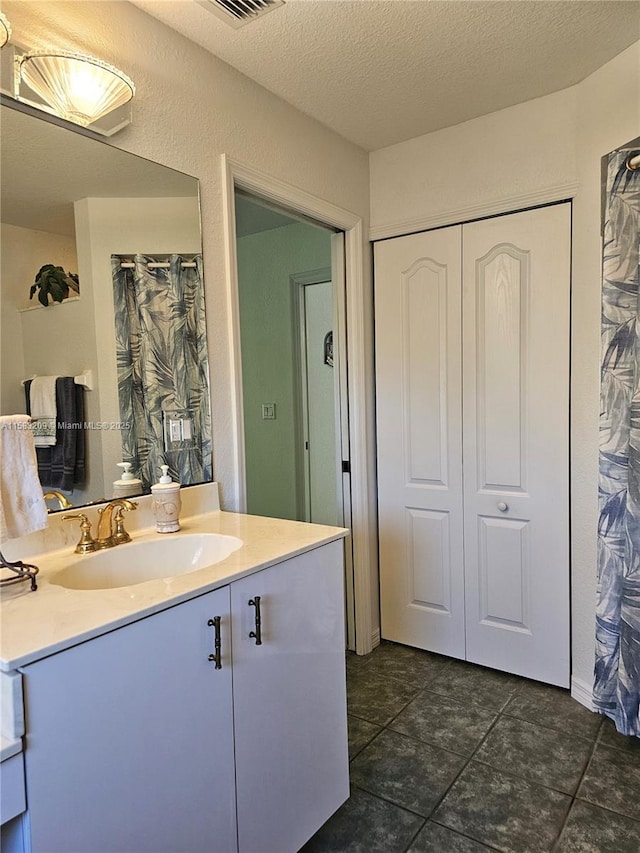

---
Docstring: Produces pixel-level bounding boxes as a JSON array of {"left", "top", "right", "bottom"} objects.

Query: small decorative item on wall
[
  {"left": 29, "top": 264, "right": 80, "bottom": 307},
  {"left": 323, "top": 330, "right": 334, "bottom": 367}
]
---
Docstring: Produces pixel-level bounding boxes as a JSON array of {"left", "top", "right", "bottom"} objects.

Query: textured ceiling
[{"left": 131, "top": 0, "right": 640, "bottom": 151}]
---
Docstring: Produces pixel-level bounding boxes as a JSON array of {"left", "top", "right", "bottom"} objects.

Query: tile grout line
[
  {"left": 423, "top": 703, "right": 509, "bottom": 843},
  {"left": 467, "top": 707, "right": 600, "bottom": 798},
  {"left": 500, "top": 706, "right": 603, "bottom": 745},
  {"left": 550, "top": 718, "right": 604, "bottom": 851}
]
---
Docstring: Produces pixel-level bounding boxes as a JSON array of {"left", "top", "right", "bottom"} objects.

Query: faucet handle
[
  {"left": 113, "top": 507, "right": 132, "bottom": 545},
  {"left": 62, "top": 513, "right": 97, "bottom": 555}
]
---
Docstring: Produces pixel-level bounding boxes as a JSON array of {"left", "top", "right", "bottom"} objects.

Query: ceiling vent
[{"left": 196, "top": 0, "right": 284, "bottom": 29}]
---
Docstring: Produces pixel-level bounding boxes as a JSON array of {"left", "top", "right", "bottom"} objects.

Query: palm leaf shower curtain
[
  {"left": 596, "top": 149, "right": 640, "bottom": 737},
  {"left": 112, "top": 254, "right": 212, "bottom": 491}
]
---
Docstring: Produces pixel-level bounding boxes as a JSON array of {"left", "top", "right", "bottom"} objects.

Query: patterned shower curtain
[
  {"left": 596, "top": 150, "right": 640, "bottom": 737},
  {"left": 112, "top": 254, "right": 212, "bottom": 491}
]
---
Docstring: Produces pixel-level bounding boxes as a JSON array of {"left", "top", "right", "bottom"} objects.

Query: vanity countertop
[{"left": 0, "top": 511, "right": 347, "bottom": 672}]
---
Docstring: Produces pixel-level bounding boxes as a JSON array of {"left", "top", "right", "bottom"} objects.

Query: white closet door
[
  {"left": 462, "top": 204, "right": 570, "bottom": 687},
  {"left": 375, "top": 226, "right": 465, "bottom": 658}
]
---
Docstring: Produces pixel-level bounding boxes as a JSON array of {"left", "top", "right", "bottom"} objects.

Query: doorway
[{"left": 234, "top": 191, "right": 355, "bottom": 648}]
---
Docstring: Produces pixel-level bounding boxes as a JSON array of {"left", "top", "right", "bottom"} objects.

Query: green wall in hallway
[{"left": 237, "top": 221, "right": 332, "bottom": 520}]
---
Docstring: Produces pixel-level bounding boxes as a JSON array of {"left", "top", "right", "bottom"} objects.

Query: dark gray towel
[{"left": 25, "top": 378, "right": 85, "bottom": 490}]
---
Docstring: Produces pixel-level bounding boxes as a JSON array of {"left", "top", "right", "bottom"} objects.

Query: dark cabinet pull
[
  {"left": 248, "top": 596, "right": 262, "bottom": 645},
  {"left": 207, "top": 616, "right": 222, "bottom": 669}
]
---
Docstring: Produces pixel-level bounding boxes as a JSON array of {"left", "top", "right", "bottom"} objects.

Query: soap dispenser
[
  {"left": 112, "top": 462, "right": 143, "bottom": 499},
  {"left": 151, "top": 465, "right": 181, "bottom": 533}
]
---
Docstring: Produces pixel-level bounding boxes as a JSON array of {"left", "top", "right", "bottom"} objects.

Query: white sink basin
[{"left": 51, "top": 533, "right": 243, "bottom": 590}]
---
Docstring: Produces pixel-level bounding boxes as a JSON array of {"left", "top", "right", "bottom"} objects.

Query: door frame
[{"left": 221, "top": 155, "right": 377, "bottom": 654}]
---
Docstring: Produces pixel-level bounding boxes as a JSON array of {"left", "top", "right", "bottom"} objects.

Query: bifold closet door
[
  {"left": 375, "top": 203, "right": 570, "bottom": 686},
  {"left": 462, "top": 204, "right": 570, "bottom": 687},
  {"left": 374, "top": 225, "right": 465, "bottom": 658}
]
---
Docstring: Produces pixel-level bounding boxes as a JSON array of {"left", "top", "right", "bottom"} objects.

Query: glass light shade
[
  {"left": 18, "top": 50, "right": 135, "bottom": 127},
  {"left": 0, "top": 12, "right": 11, "bottom": 48}
]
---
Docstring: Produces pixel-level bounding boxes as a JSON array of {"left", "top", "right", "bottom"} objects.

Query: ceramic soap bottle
[
  {"left": 151, "top": 465, "right": 181, "bottom": 533},
  {"left": 112, "top": 462, "right": 143, "bottom": 499}
]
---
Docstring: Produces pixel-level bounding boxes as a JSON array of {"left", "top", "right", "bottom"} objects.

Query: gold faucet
[
  {"left": 63, "top": 499, "right": 138, "bottom": 554},
  {"left": 95, "top": 499, "right": 138, "bottom": 549},
  {"left": 43, "top": 490, "right": 72, "bottom": 510}
]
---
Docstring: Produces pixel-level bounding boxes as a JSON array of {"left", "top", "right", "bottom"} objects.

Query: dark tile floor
[{"left": 301, "top": 641, "right": 640, "bottom": 853}]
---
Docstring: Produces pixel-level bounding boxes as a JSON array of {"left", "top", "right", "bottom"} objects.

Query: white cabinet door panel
[
  {"left": 232, "top": 540, "right": 349, "bottom": 853},
  {"left": 375, "top": 227, "right": 465, "bottom": 657},
  {"left": 21, "top": 588, "right": 237, "bottom": 853},
  {"left": 462, "top": 204, "right": 570, "bottom": 686}
]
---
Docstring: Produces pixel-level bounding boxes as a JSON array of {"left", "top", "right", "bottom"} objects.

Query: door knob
[{"left": 497, "top": 502, "right": 509, "bottom": 512}]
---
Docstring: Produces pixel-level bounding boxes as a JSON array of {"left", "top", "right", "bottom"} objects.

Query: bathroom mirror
[{"left": 0, "top": 101, "right": 212, "bottom": 511}]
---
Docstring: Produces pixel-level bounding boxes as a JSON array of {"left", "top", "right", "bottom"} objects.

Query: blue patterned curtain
[
  {"left": 112, "top": 254, "right": 212, "bottom": 491},
  {"left": 596, "top": 150, "right": 640, "bottom": 737}
]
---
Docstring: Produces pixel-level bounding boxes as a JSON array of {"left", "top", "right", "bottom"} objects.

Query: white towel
[
  {"left": 0, "top": 415, "right": 48, "bottom": 542},
  {"left": 29, "top": 376, "right": 58, "bottom": 447}
]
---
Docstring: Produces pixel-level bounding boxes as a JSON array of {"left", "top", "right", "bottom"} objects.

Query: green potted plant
[{"left": 29, "top": 265, "right": 80, "bottom": 307}]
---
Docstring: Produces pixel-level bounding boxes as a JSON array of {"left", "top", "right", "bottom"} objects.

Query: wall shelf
[{"left": 18, "top": 296, "right": 80, "bottom": 314}]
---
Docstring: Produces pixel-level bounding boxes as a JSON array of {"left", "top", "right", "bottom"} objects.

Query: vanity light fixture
[
  {"left": 16, "top": 50, "right": 135, "bottom": 129},
  {"left": 0, "top": 12, "right": 11, "bottom": 48}
]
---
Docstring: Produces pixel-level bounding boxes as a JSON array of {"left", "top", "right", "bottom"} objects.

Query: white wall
[
  {"left": 0, "top": 223, "right": 98, "bottom": 503},
  {"left": 74, "top": 195, "right": 202, "bottom": 497},
  {"left": 369, "top": 41, "right": 640, "bottom": 691},
  {"left": 3, "top": 0, "right": 370, "bottom": 513},
  {"left": 0, "top": 223, "right": 78, "bottom": 415},
  {"left": 369, "top": 87, "right": 579, "bottom": 239}
]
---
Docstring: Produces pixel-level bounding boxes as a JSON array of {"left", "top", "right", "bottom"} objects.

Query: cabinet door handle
[
  {"left": 248, "top": 596, "right": 262, "bottom": 645},
  {"left": 207, "top": 616, "right": 222, "bottom": 669}
]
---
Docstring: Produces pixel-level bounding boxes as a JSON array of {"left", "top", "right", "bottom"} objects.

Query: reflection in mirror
[{"left": 0, "top": 103, "right": 212, "bottom": 511}]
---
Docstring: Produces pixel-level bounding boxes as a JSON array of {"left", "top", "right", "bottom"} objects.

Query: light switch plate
[
  {"left": 163, "top": 409, "right": 197, "bottom": 450},
  {"left": 261, "top": 403, "right": 276, "bottom": 420}
]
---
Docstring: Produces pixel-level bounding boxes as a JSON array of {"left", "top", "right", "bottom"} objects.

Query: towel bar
[{"left": 21, "top": 370, "right": 94, "bottom": 391}]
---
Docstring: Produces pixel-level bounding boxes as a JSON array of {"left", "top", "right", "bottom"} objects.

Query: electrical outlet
[{"left": 261, "top": 403, "right": 276, "bottom": 420}]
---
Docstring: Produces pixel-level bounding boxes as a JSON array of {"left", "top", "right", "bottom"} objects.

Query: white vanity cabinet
[
  {"left": 16, "top": 539, "right": 348, "bottom": 853},
  {"left": 21, "top": 585, "right": 237, "bottom": 853},
  {"left": 232, "top": 539, "right": 349, "bottom": 853}
]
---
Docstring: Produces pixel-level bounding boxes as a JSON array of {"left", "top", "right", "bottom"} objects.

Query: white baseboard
[
  {"left": 371, "top": 628, "right": 380, "bottom": 651},
  {"left": 571, "top": 676, "right": 595, "bottom": 711}
]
